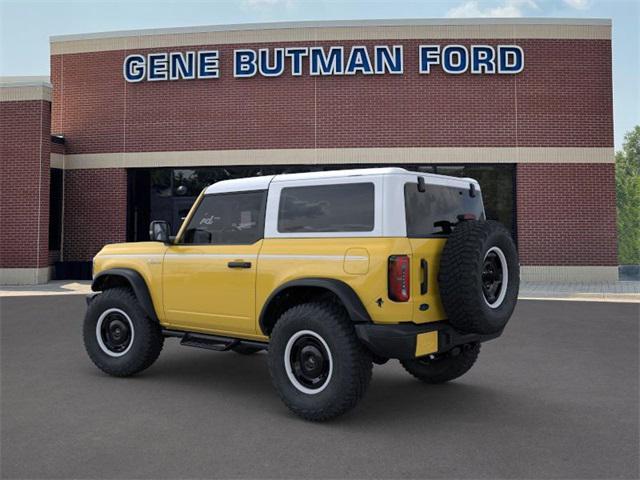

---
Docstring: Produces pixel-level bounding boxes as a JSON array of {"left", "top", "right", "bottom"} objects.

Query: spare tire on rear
[{"left": 438, "top": 220, "right": 519, "bottom": 334}]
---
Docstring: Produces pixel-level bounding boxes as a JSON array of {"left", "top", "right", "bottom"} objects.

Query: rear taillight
[{"left": 388, "top": 255, "right": 410, "bottom": 302}]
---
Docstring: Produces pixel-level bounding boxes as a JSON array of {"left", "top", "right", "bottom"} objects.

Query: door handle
[
  {"left": 227, "top": 261, "right": 251, "bottom": 269},
  {"left": 420, "top": 259, "right": 428, "bottom": 295}
]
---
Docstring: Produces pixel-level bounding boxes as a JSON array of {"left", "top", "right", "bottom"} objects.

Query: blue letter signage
[{"left": 124, "top": 44, "right": 523, "bottom": 82}]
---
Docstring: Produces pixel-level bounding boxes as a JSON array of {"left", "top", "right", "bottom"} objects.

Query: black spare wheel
[{"left": 438, "top": 220, "right": 519, "bottom": 334}]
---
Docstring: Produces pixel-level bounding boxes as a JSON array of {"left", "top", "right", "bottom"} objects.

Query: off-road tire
[
  {"left": 439, "top": 220, "right": 519, "bottom": 334},
  {"left": 400, "top": 344, "right": 480, "bottom": 384},
  {"left": 83, "top": 287, "right": 164, "bottom": 377},
  {"left": 268, "top": 302, "right": 373, "bottom": 421},
  {"left": 232, "top": 345, "right": 263, "bottom": 355}
]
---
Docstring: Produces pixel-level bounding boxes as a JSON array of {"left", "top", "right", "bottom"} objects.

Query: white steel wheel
[
  {"left": 95, "top": 308, "right": 135, "bottom": 357},
  {"left": 284, "top": 330, "right": 333, "bottom": 395}
]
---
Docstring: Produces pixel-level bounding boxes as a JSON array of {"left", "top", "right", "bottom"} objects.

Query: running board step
[
  {"left": 180, "top": 332, "right": 239, "bottom": 351},
  {"left": 162, "top": 329, "right": 268, "bottom": 352}
]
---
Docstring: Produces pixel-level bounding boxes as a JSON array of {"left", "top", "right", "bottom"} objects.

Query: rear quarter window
[
  {"left": 404, "top": 182, "right": 485, "bottom": 237},
  {"left": 278, "top": 183, "right": 375, "bottom": 233}
]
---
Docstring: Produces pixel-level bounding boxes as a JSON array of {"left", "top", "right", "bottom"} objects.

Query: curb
[
  {"left": 2, "top": 290, "right": 639, "bottom": 304},
  {"left": 519, "top": 295, "right": 640, "bottom": 304}
]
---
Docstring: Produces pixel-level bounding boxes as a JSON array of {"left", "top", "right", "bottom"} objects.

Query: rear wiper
[
  {"left": 434, "top": 214, "right": 478, "bottom": 234},
  {"left": 434, "top": 220, "right": 453, "bottom": 234}
]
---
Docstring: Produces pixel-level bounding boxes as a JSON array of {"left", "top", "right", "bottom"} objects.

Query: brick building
[{"left": 0, "top": 18, "right": 616, "bottom": 284}]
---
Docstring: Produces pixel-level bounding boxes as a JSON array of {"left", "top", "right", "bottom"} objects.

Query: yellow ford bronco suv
[{"left": 85, "top": 167, "right": 519, "bottom": 421}]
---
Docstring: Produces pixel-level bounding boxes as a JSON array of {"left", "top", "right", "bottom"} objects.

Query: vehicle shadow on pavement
[
  {"left": 356, "top": 373, "right": 515, "bottom": 424},
  {"left": 95, "top": 345, "right": 523, "bottom": 426}
]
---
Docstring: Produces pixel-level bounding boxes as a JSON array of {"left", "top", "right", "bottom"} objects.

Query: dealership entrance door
[{"left": 127, "top": 164, "right": 516, "bottom": 243}]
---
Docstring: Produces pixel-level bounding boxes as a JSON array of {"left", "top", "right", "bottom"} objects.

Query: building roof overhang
[{"left": 49, "top": 18, "right": 612, "bottom": 55}]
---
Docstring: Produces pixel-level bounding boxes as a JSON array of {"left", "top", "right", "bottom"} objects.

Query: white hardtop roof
[
  {"left": 204, "top": 174, "right": 275, "bottom": 194},
  {"left": 204, "top": 167, "right": 479, "bottom": 195},
  {"left": 272, "top": 167, "right": 407, "bottom": 182}
]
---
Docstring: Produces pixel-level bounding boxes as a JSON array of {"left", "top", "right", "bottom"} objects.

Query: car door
[{"left": 162, "top": 190, "right": 267, "bottom": 335}]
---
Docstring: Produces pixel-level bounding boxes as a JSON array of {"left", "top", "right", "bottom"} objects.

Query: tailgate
[{"left": 408, "top": 238, "right": 447, "bottom": 324}]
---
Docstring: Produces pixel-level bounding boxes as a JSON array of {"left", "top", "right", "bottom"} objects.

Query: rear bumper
[{"left": 354, "top": 321, "right": 501, "bottom": 360}]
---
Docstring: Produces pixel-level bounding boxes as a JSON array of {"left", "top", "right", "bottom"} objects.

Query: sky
[{"left": 0, "top": 0, "right": 638, "bottom": 149}]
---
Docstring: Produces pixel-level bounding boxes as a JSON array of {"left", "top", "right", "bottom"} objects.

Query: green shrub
[{"left": 616, "top": 126, "right": 640, "bottom": 264}]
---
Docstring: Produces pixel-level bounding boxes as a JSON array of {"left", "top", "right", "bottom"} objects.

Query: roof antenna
[{"left": 469, "top": 183, "right": 476, "bottom": 198}]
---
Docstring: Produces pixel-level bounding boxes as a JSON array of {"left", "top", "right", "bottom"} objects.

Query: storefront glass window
[
  {"left": 435, "top": 165, "right": 515, "bottom": 234},
  {"left": 48, "top": 168, "right": 63, "bottom": 250},
  {"left": 130, "top": 164, "right": 515, "bottom": 241}
]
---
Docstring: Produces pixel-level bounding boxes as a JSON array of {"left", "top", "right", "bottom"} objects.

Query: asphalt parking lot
[{"left": 1, "top": 296, "right": 638, "bottom": 479}]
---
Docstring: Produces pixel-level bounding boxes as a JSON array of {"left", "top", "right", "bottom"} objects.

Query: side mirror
[{"left": 149, "top": 220, "right": 171, "bottom": 243}]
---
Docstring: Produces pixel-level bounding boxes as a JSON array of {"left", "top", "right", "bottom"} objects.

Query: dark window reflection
[
  {"left": 130, "top": 164, "right": 515, "bottom": 241},
  {"left": 278, "top": 183, "right": 374, "bottom": 233},
  {"left": 405, "top": 183, "right": 485, "bottom": 237},
  {"left": 182, "top": 191, "right": 266, "bottom": 245},
  {"left": 436, "top": 165, "right": 515, "bottom": 235},
  {"left": 49, "top": 168, "right": 63, "bottom": 250}
]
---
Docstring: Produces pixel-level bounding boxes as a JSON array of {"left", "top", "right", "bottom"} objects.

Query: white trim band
[
  {"left": 163, "top": 253, "right": 258, "bottom": 259},
  {"left": 261, "top": 254, "right": 368, "bottom": 261},
  {"left": 51, "top": 19, "right": 612, "bottom": 55},
  {"left": 0, "top": 77, "right": 52, "bottom": 102},
  {"left": 0, "top": 85, "right": 52, "bottom": 102},
  {"left": 57, "top": 147, "right": 614, "bottom": 170},
  {"left": 101, "top": 253, "right": 367, "bottom": 261},
  {"left": 50, "top": 153, "right": 64, "bottom": 169}
]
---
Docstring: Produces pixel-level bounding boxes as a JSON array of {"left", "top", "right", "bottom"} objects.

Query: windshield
[{"left": 404, "top": 181, "right": 485, "bottom": 237}]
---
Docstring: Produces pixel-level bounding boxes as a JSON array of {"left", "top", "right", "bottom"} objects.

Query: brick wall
[
  {"left": 51, "top": 140, "right": 65, "bottom": 154},
  {"left": 62, "top": 168, "right": 127, "bottom": 261},
  {"left": 0, "top": 99, "right": 50, "bottom": 269},
  {"left": 47, "top": 34, "right": 615, "bottom": 269},
  {"left": 51, "top": 39, "right": 612, "bottom": 154},
  {"left": 516, "top": 163, "right": 617, "bottom": 266}
]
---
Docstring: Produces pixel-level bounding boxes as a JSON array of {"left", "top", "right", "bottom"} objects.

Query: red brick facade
[
  {"left": 62, "top": 169, "right": 127, "bottom": 261},
  {"left": 0, "top": 99, "right": 50, "bottom": 269},
  {"left": 51, "top": 39, "right": 612, "bottom": 153},
  {"left": 517, "top": 163, "right": 617, "bottom": 266},
  {"left": 51, "top": 140, "right": 65, "bottom": 154}
]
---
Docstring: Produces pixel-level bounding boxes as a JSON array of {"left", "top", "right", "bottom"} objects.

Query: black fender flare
[
  {"left": 258, "top": 278, "right": 371, "bottom": 335},
  {"left": 91, "top": 268, "right": 159, "bottom": 323}
]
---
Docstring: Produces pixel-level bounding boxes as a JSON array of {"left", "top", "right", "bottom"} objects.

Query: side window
[
  {"left": 181, "top": 191, "right": 266, "bottom": 245},
  {"left": 278, "top": 183, "right": 375, "bottom": 233}
]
